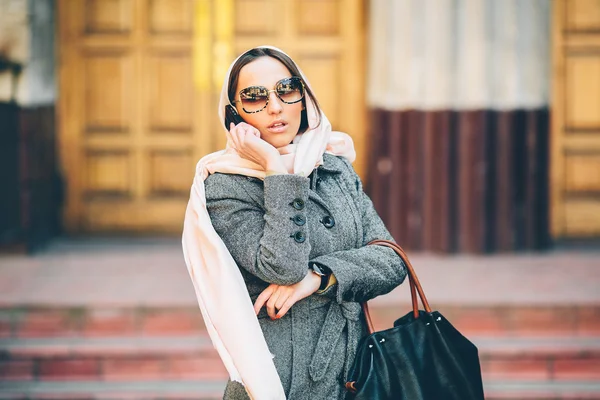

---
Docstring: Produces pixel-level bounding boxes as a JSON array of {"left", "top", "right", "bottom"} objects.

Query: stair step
[
  {"left": 1, "top": 336, "right": 599, "bottom": 384},
  {"left": 2, "top": 335, "right": 599, "bottom": 358},
  {"left": 0, "top": 380, "right": 599, "bottom": 400},
  {"left": 0, "top": 308, "right": 207, "bottom": 338},
  {"left": 0, "top": 337, "right": 227, "bottom": 382},
  {"left": 2, "top": 304, "right": 599, "bottom": 338},
  {"left": 474, "top": 336, "right": 600, "bottom": 357},
  {"left": 485, "top": 380, "right": 600, "bottom": 399},
  {"left": 368, "top": 304, "right": 600, "bottom": 337},
  {"left": 0, "top": 381, "right": 226, "bottom": 399},
  {"left": 0, "top": 336, "right": 214, "bottom": 357}
]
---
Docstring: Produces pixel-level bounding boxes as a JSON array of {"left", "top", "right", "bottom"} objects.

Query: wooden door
[
  {"left": 58, "top": 0, "right": 365, "bottom": 233},
  {"left": 552, "top": 0, "right": 600, "bottom": 238}
]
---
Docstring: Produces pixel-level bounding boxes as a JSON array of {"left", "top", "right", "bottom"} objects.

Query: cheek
[
  {"left": 289, "top": 103, "right": 304, "bottom": 124},
  {"left": 242, "top": 112, "right": 264, "bottom": 127}
]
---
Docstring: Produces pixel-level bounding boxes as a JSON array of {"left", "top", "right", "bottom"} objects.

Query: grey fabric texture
[{"left": 204, "top": 154, "right": 407, "bottom": 400}]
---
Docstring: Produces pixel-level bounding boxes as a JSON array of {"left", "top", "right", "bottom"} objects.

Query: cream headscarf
[{"left": 181, "top": 46, "right": 356, "bottom": 399}]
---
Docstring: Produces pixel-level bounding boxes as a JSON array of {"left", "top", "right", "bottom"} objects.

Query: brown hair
[{"left": 225, "top": 47, "right": 322, "bottom": 133}]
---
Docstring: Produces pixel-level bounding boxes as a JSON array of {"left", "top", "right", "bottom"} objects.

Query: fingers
[
  {"left": 229, "top": 123, "right": 259, "bottom": 152},
  {"left": 228, "top": 122, "right": 241, "bottom": 149},
  {"left": 276, "top": 296, "right": 296, "bottom": 319},
  {"left": 274, "top": 292, "right": 287, "bottom": 310},
  {"left": 254, "top": 285, "right": 276, "bottom": 315},
  {"left": 253, "top": 285, "right": 295, "bottom": 320},
  {"left": 266, "top": 289, "right": 282, "bottom": 320}
]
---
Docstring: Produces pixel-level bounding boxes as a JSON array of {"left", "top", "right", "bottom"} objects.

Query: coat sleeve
[
  {"left": 205, "top": 173, "right": 312, "bottom": 286},
  {"left": 309, "top": 160, "right": 407, "bottom": 303}
]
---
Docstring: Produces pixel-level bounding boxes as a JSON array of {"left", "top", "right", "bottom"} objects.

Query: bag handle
[{"left": 362, "top": 239, "right": 432, "bottom": 335}]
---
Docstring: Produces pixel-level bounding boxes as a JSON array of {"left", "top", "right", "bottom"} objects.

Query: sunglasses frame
[{"left": 232, "top": 76, "right": 305, "bottom": 114}]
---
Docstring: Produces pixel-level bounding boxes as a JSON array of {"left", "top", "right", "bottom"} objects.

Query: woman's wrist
[{"left": 307, "top": 270, "right": 322, "bottom": 292}]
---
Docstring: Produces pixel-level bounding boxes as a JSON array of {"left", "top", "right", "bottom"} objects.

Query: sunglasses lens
[
  {"left": 240, "top": 87, "right": 268, "bottom": 112},
  {"left": 277, "top": 77, "right": 304, "bottom": 104},
  {"left": 238, "top": 78, "right": 304, "bottom": 113}
]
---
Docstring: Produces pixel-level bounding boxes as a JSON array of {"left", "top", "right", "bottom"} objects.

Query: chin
[
  {"left": 272, "top": 138, "right": 293, "bottom": 148},
  {"left": 266, "top": 133, "right": 298, "bottom": 148}
]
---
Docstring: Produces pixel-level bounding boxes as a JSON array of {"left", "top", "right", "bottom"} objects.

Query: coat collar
[{"left": 317, "top": 154, "right": 344, "bottom": 175}]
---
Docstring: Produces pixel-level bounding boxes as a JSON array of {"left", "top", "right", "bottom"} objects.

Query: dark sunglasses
[{"left": 233, "top": 76, "right": 305, "bottom": 114}]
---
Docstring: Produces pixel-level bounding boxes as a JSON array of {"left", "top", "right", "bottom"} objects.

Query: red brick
[
  {"left": 140, "top": 310, "right": 203, "bottom": 336},
  {"left": 449, "top": 308, "right": 506, "bottom": 336},
  {"left": 38, "top": 359, "right": 99, "bottom": 380},
  {"left": 0, "top": 359, "right": 34, "bottom": 381},
  {"left": 102, "top": 358, "right": 163, "bottom": 380},
  {"left": 15, "top": 310, "right": 76, "bottom": 338},
  {"left": 553, "top": 359, "right": 600, "bottom": 380},
  {"left": 82, "top": 309, "right": 137, "bottom": 337},
  {"left": 508, "top": 307, "right": 577, "bottom": 336},
  {"left": 165, "top": 356, "right": 227, "bottom": 380},
  {"left": 482, "top": 358, "right": 550, "bottom": 380},
  {"left": 577, "top": 307, "right": 600, "bottom": 336}
]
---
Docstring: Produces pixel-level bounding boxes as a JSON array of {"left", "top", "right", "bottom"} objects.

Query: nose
[{"left": 266, "top": 91, "right": 283, "bottom": 115}]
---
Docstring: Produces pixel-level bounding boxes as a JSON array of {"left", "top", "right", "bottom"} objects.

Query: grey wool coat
[{"left": 204, "top": 153, "right": 407, "bottom": 400}]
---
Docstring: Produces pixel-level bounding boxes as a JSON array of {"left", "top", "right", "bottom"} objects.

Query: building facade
[{"left": 1, "top": 0, "right": 599, "bottom": 253}]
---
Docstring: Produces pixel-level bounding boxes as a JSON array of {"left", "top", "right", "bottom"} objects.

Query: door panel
[
  {"left": 552, "top": 0, "right": 600, "bottom": 237},
  {"left": 565, "top": 53, "right": 600, "bottom": 130},
  {"left": 84, "top": 52, "right": 133, "bottom": 132},
  {"left": 566, "top": 0, "right": 600, "bottom": 31},
  {"left": 146, "top": 53, "right": 193, "bottom": 132}
]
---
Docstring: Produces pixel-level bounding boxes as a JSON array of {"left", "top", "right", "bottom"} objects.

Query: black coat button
[
  {"left": 291, "top": 215, "right": 306, "bottom": 226},
  {"left": 321, "top": 216, "right": 335, "bottom": 228},
  {"left": 291, "top": 231, "right": 306, "bottom": 243},
  {"left": 292, "top": 198, "right": 305, "bottom": 210}
]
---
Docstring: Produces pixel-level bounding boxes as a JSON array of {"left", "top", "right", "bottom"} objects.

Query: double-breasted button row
[
  {"left": 320, "top": 215, "right": 335, "bottom": 228},
  {"left": 290, "top": 198, "right": 306, "bottom": 243}
]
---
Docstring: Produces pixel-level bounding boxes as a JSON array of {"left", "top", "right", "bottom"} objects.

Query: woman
[{"left": 182, "top": 46, "right": 406, "bottom": 400}]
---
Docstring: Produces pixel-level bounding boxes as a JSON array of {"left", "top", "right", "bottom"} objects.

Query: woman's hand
[
  {"left": 254, "top": 271, "right": 321, "bottom": 320},
  {"left": 227, "top": 122, "right": 287, "bottom": 173}
]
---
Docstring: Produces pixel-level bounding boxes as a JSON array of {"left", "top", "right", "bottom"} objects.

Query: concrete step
[
  {"left": 2, "top": 304, "right": 599, "bottom": 338},
  {"left": 475, "top": 337, "right": 600, "bottom": 382},
  {"left": 368, "top": 304, "right": 600, "bottom": 338},
  {"left": 0, "top": 307, "right": 206, "bottom": 339},
  {"left": 1, "top": 336, "right": 599, "bottom": 382},
  {"left": 0, "top": 336, "right": 225, "bottom": 382},
  {"left": 484, "top": 380, "right": 600, "bottom": 399},
  {"left": 0, "top": 381, "right": 225, "bottom": 399},
  {"left": 0, "top": 380, "right": 599, "bottom": 400}
]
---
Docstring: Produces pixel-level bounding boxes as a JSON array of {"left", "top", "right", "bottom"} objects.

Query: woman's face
[{"left": 234, "top": 56, "right": 303, "bottom": 148}]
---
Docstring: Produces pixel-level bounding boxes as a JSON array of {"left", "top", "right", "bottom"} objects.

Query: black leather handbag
[{"left": 345, "top": 240, "right": 485, "bottom": 400}]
